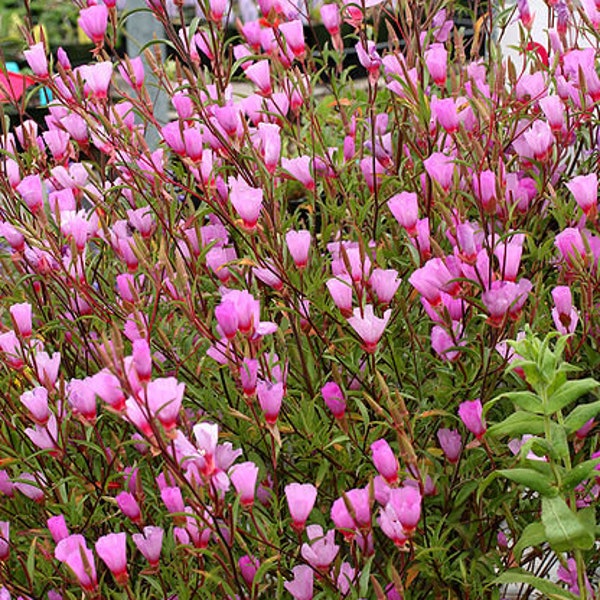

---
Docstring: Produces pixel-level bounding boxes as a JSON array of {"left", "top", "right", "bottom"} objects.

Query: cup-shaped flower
[
  {"left": 370, "top": 439, "right": 399, "bottom": 485},
  {"left": 369, "top": 269, "right": 401, "bottom": 305},
  {"left": 95, "top": 532, "right": 128, "bottom": 585},
  {"left": 132, "top": 526, "right": 163, "bottom": 568},
  {"left": 388, "top": 486, "right": 421, "bottom": 533},
  {"left": 425, "top": 43, "right": 448, "bottom": 86},
  {"left": 20, "top": 386, "right": 49, "bottom": 425},
  {"left": 55, "top": 534, "right": 97, "bottom": 592},
  {"left": 257, "top": 380, "right": 284, "bottom": 424},
  {"left": 321, "top": 3, "right": 341, "bottom": 34},
  {"left": 47, "top": 515, "right": 69, "bottom": 543},
  {"left": 330, "top": 487, "right": 371, "bottom": 537},
  {"left": 116, "top": 491, "right": 141, "bottom": 523},
  {"left": 347, "top": 305, "right": 391, "bottom": 353},
  {"left": 78, "top": 5, "right": 108, "bottom": 44},
  {"left": 239, "top": 555, "right": 259, "bottom": 587},
  {"left": 228, "top": 175, "right": 263, "bottom": 231},
  {"left": 551, "top": 286, "right": 579, "bottom": 334},
  {"left": 566, "top": 173, "right": 598, "bottom": 219},
  {"left": 458, "top": 399, "right": 486, "bottom": 439},
  {"left": 285, "top": 482, "right": 317, "bottom": 532},
  {"left": 284, "top": 565, "right": 314, "bottom": 600},
  {"left": 301, "top": 525, "right": 339, "bottom": 570},
  {"left": 229, "top": 461, "right": 259, "bottom": 508},
  {"left": 388, "top": 191, "right": 418, "bottom": 235},
  {"left": 24, "top": 42, "right": 48, "bottom": 78},
  {"left": 286, "top": 230, "right": 311, "bottom": 269},
  {"left": 0, "top": 522, "right": 9, "bottom": 561},
  {"left": 245, "top": 60, "right": 272, "bottom": 96},
  {"left": 146, "top": 377, "right": 185, "bottom": 431}
]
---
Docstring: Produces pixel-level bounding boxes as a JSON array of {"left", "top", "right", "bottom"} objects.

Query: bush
[{"left": 0, "top": 0, "right": 600, "bottom": 598}]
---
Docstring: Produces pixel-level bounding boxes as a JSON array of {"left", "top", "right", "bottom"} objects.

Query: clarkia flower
[
  {"left": 95, "top": 532, "right": 128, "bottom": 585},
  {"left": 458, "top": 399, "right": 486, "bottom": 439},
  {"left": 285, "top": 482, "right": 317, "bottom": 532},
  {"left": 347, "top": 305, "right": 391, "bottom": 353}
]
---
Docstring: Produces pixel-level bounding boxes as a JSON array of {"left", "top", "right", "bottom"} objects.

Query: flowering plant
[{"left": 1, "top": 0, "right": 600, "bottom": 598}]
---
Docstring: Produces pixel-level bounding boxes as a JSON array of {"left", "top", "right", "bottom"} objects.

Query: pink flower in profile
[
  {"left": 132, "top": 526, "right": 163, "bottom": 568},
  {"left": 388, "top": 191, "right": 418, "bottom": 235},
  {"left": 228, "top": 175, "right": 263, "bottom": 231},
  {"left": 321, "top": 3, "right": 341, "bottom": 35},
  {"left": 116, "top": 491, "right": 141, "bottom": 523},
  {"left": 566, "top": 173, "right": 598, "bottom": 219},
  {"left": 257, "top": 380, "right": 284, "bottom": 424},
  {"left": 370, "top": 439, "right": 399, "bottom": 485},
  {"left": 81, "top": 62, "right": 113, "bottom": 99},
  {"left": 326, "top": 275, "right": 353, "bottom": 317},
  {"left": 10, "top": 302, "right": 32, "bottom": 338},
  {"left": 369, "top": 268, "right": 401, "bottom": 305},
  {"left": 286, "top": 230, "right": 311, "bottom": 269},
  {"left": 55, "top": 534, "right": 97, "bottom": 592},
  {"left": 284, "top": 565, "right": 314, "bottom": 600},
  {"left": 437, "top": 428, "right": 462, "bottom": 463},
  {"left": 330, "top": 487, "right": 371, "bottom": 537},
  {"left": 95, "top": 532, "right": 128, "bottom": 585},
  {"left": 431, "top": 96, "right": 459, "bottom": 133},
  {"left": 229, "top": 461, "right": 259, "bottom": 508},
  {"left": 24, "top": 42, "right": 48, "bottom": 78},
  {"left": 78, "top": 4, "right": 109, "bottom": 44},
  {"left": 378, "top": 503, "right": 408, "bottom": 547},
  {"left": 347, "top": 305, "right": 391, "bottom": 353},
  {"left": 425, "top": 43, "right": 448, "bottom": 87},
  {"left": 279, "top": 20, "right": 305, "bottom": 58},
  {"left": 555, "top": 228, "right": 587, "bottom": 268},
  {"left": 118, "top": 56, "right": 145, "bottom": 90},
  {"left": 16, "top": 174, "right": 44, "bottom": 214},
  {"left": 47, "top": 515, "right": 69, "bottom": 543},
  {"left": 285, "top": 483, "right": 317, "bottom": 532},
  {"left": 458, "top": 399, "right": 486, "bottom": 439},
  {"left": 20, "top": 387, "right": 49, "bottom": 425},
  {"left": 321, "top": 381, "right": 346, "bottom": 419},
  {"left": 282, "top": 156, "right": 315, "bottom": 190},
  {"left": 245, "top": 60, "right": 272, "bottom": 96},
  {"left": 472, "top": 170, "right": 496, "bottom": 213},
  {"left": 539, "top": 95, "right": 565, "bottom": 132},
  {"left": 523, "top": 120, "right": 554, "bottom": 162},
  {"left": 35, "top": 351, "right": 61, "bottom": 389}
]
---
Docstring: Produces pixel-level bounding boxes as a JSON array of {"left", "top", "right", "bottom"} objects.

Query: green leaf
[
  {"left": 561, "top": 457, "right": 600, "bottom": 492},
  {"left": 479, "top": 468, "right": 556, "bottom": 500},
  {"left": 549, "top": 423, "right": 569, "bottom": 461},
  {"left": 541, "top": 496, "right": 594, "bottom": 552},
  {"left": 494, "top": 570, "right": 578, "bottom": 600},
  {"left": 513, "top": 522, "right": 546, "bottom": 562},
  {"left": 487, "top": 412, "right": 545, "bottom": 438},
  {"left": 496, "top": 390, "right": 544, "bottom": 413},
  {"left": 358, "top": 556, "right": 374, "bottom": 598},
  {"left": 27, "top": 537, "right": 37, "bottom": 583},
  {"left": 546, "top": 378, "right": 599, "bottom": 414},
  {"left": 564, "top": 399, "right": 600, "bottom": 434}
]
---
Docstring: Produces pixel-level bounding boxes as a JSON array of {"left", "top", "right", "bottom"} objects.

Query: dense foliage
[{"left": 1, "top": 0, "right": 600, "bottom": 598}]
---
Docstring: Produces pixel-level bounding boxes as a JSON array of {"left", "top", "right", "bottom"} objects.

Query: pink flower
[
  {"left": 146, "top": 377, "right": 185, "bottom": 431},
  {"left": 321, "top": 3, "right": 341, "bottom": 35},
  {"left": 369, "top": 268, "right": 401, "bottom": 305},
  {"left": 35, "top": 351, "right": 61, "bottom": 389},
  {"left": 370, "top": 439, "right": 399, "bottom": 485},
  {"left": 116, "top": 491, "right": 141, "bottom": 523},
  {"left": 81, "top": 62, "right": 113, "bottom": 99},
  {"left": 239, "top": 555, "right": 259, "bottom": 586},
  {"left": 437, "top": 428, "right": 462, "bottom": 463},
  {"left": 431, "top": 96, "right": 459, "bottom": 133},
  {"left": 425, "top": 43, "right": 447, "bottom": 86},
  {"left": 388, "top": 191, "right": 418, "bottom": 235},
  {"left": 279, "top": 20, "right": 305, "bottom": 58},
  {"left": 16, "top": 174, "right": 44, "bottom": 214},
  {"left": 55, "top": 534, "right": 97, "bottom": 592},
  {"left": 551, "top": 286, "right": 579, "bottom": 334},
  {"left": 326, "top": 275, "right": 353, "bottom": 317},
  {"left": 229, "top": 461, "right": 259, "bottom": 507},
  {"left": 95, "top": 532, "right": 128, "bottom": 585},
  {"left": 330, "top": 487, "right": 371, "bottom": 537},
  {"left": 286, "top": 229, "right": 311, "bottom": 269},
  {"left": 566, "top": 173, "right": 598, "bottom": 219},
  {"left": 321, "top": 382, "right": 346, "bottom": 419},
  {"left": 47, "top": 515, "right": 69, "bottom": 543},
  {"left": 388, "top": 486, "right": 421, "bottom": 533},
  {"left": 23, "top": 42, "right": 48, "bottom": 78},
  {"left": 301, "top": 525, "right": 339, "bottom": 569},
  {"left": 228, "top": 175, "right": 263, "bottom": 231},
  {"left": 245, "top": 60, "right": 272, "bottom": 96},
  {"left": 281, "top": 156, "right": 315, "bottom": 190},
  {"left": 284, "top": 565, "right": 314, "bottom": 600},
  {"left": 458, "top": 399, "right": 486, "bottom": 439},
  {"left": 285, "top": 483, "right": 317, "bottom": 531},
  {"left": 423, "top": 152, "right": 455, "bottom": 191},
  {"left": 347, "top": 305, "right": 391, "bottom": 353},
  {"left": 257, "top": 380, "right": 284, "bottom": 424},
  {"left": 10, "top": 302, "right": 32, "bottom": 338},
  {"left": 118, "top": 56, "right": 145, "bottom": 90},
  {"left": 132, "top": 526, "right": 163, "bottom": 568},
  {"left": 0, "top": 522, "right": 9, "bottom": 561},
  {"left": 78, "top": 4, "right": 109, "bottom": 44}
]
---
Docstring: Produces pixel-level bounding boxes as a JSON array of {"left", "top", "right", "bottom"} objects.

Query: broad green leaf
[
  {"left": 479, "top": 468, "right": 556, "bottom": 500},
  {"left": 561, "top": 457, "right": 600, "bottom": 492},
  {"left": 487, "top": 412, "right": 545, "bottom": 438},
  {"left": 564, "top": 399, "right": 600, "bottom": 434},
  {"left": 549, "top": 423, "right": 569, "bottom": 461},
  {"left": 494, "top": 570, "right": 578, "bottom": 600},
  {"left": 541, "top": 496, "right": 594, "bottom": 552},
  {"left": 496, "top": 390, "right": 544, "bottom": 413},
  {"left": 513, "top": 522, "right": 546, "bottom": 562},
  {"left": 546, "top": 378, "right": 599, "bottom": 414}
]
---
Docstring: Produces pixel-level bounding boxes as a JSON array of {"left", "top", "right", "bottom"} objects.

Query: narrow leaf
[{"left": 494, "top": 570, "right": 578, "bottom": 600}]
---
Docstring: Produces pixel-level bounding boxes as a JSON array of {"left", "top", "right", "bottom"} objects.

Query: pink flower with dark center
[
  {"left": 347, "top": 305, "right": 391, "bottom": 353},
  {"left": 285, "top": 482, "right": 317, "bottom": 532},
  {"left": 551, "top": 286, "right": 579, "bottom": 334}
]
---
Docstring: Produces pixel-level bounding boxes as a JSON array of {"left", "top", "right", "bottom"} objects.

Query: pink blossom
[
  {"left": 301, "top": 525, "right": 339, "bottom": 569},
  {"left": 284, "top": 565, "right": 314, "bottom": 600},
  {"left": 347, "top": 305, "right": 391, "bottom": 353},
  {"left": 321, "top": 381, "right": 346, "bottom": 419},
  {"left": 229, "top": 461, "right": 259, "bottom": 507},
  {"left": 285, "top": 483, "right": 317, "bottom": 531},
  {"left": 95, "top": 532, "right": 128, "bottom": 584},
  {"left": 437, "top": 428, "right": 462, "bottom": 463},
  {"left": 24, "top": 42, "right": 48, "bottom": 78},
  {"left": 371, "top": 439, "right": 399, "bottom": 484},
  {"left": 78, "top": 4, "right": 109, "bottom": 44},
  {"left": 458, "top": 399, "right": 486, "bottom": 439},
  {"left": 388, "top": 191, "right": 419, "bottom": 235},
  {"left": 55, "top": 534, "right": 97, "bottom": 592},
  {"left": 132, "top": 526, "right": 163, "bottom": 568},
  {"left": 228, "top": 175, "right": 263, "bottom": 231},
  {"left": 566, "top": 173, "right": 598, "bottom": 219}
]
